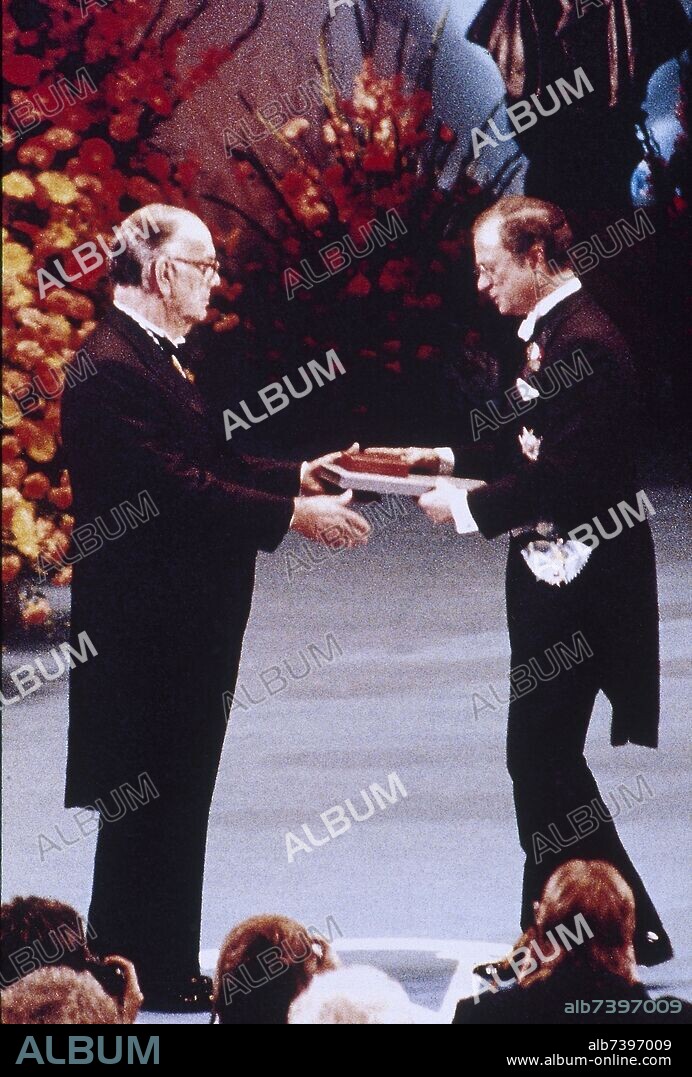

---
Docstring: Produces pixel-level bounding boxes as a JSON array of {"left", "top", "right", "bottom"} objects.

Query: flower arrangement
[
  {"left": 2, "top": 0, "right": 265, "bottom": 629},
  {"left": 2, "top": 0, "right": 516, "bottom": 630}
]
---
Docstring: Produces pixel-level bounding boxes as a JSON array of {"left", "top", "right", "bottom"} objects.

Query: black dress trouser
[
  {"left": 504, "top": 542, "right": 666, "bottom": 943},
  {"left": 87, "top": 766, "right": 220, "bottom": 989}
]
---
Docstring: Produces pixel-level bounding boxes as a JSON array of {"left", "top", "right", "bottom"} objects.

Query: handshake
[{"left": 290, "top": 445, "right": 484, "bottom": 548}]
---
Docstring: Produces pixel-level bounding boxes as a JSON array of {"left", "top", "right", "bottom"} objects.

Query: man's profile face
[
  {"left": 473, "top": 220, "right": 538, "bottom": 318},
  {"left": 160, "top": 217, "right": 220, "bottom": 325}
]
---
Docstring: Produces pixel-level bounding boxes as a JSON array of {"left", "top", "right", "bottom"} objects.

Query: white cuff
[
  {"left": 434, "top": 447, "right": 455, "bottom": 475},
  {"left": 441, "top": 483, "right": 479, "bottom": 535}
]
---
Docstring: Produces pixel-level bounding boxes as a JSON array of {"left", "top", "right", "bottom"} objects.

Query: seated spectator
[
  {"left": 453, "top": 860, "right": 690, "bottom": 1024},
  {"left": 1, "top": 967, "right": 119, "bottom": 1024},
  {"left": 212, "top": 914, "right": 338, "bottom": 1024},
  {"left": 1, "top": 896, "right": 91, "bottom": 987},
  {"left": 288, "top": 965, "right": 436, "bottom": 1024},
  {"left": 1, "top": 895, "right": 142, "bottom": 1022}
]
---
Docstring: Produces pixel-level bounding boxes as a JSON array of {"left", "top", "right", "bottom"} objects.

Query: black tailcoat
[
  {"left": 61, "top": 307, "right": 300, "bottom": 809},
  {"left": 462, "top": 289, "right": 660, "bottom": 749}
]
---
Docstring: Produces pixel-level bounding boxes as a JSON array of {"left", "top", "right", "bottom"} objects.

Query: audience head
[
  {"left": 288, "top": 965, "right": 430, "bottom": 1024},
  {"left": 212, "top": 914, "right": 338, "bottom": 1024},
  {"left": 527, "top": 859, "right": 637, "bottom": 985},
  {"left": 1, "top": 967, "right": 119, "bottom": 1024},
  {"left": 1, "top": 895, "right": 142, "bottom": 1022},
  {"left": 1, "top": 895, "right": 92, "bottom": 987}
]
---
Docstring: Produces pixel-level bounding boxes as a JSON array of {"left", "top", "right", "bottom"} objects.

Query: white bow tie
[{"left": 516, "top": 377, "right": 540, "bottom": 402}]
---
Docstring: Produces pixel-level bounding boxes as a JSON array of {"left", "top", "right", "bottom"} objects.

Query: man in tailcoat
[
  {"left": 371, "top": 196, "right": 671, "bottom": 969},
  {"left": 61, "top": 204, "right": 369, "bottom": 1010}
]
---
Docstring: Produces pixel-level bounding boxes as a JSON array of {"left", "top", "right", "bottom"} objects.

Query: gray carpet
[{"left": 2, "top": 486, "right": 690, "bottom": 1019}]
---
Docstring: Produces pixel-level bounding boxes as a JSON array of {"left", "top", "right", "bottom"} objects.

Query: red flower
[
  {"left": 144, "top": 86, "right": 174, "bottom": 117},
  {"left": 79, "top": 138, "right": 115, "bottom": 172},
  {"left": 345, "top": 273, "right": 371, "bottom": 298},
  {"left": 126, "top": 175, "right": 162, "bottom": 204},
  {"left": 4, "top": 53, "right": 47, "bottom": 87},
  {"left": 109, "top": 107, "right": 143, "bottom": 142},
  {"left": 142, "top": 152, "right": 171, "bottom": 183},
  {"left": 416, "top": 345, "right": 438, "bottom": 361}
]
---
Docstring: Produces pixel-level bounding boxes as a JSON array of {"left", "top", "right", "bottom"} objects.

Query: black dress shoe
[
  {"left": 634, "top": 931, "right": 674, "bottom": 967},
  {"left": 141, "top": 974, "right": 213, "bottom": 1013},
  {"left": 472, "top": 957, "right": 518, "bottom": 989}
]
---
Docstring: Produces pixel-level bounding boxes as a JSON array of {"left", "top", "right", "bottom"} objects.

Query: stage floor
[{"left": 2, "top": 485, "right": 690, "bottom": 1017}]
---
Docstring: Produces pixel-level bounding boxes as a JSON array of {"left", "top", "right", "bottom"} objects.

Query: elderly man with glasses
[{"left": 60, "top": 204, "right": 369, "bottom": 1012}]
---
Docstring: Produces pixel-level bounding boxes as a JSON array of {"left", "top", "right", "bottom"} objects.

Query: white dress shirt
[
  {"left": 435, "top": 274, "right": 582, "bottom": 535},
  {"left": 517, "top": 274, "right": 582, "bottom": 342},
  {"left": 113, "top": 299, "right": 186, "bottom": 347},
  {"left": 113, "top": 299, "right": 190, "bottom": 379}
]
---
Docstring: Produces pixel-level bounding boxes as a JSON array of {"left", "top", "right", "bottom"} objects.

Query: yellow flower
[
  {"left": 41, "top": 221, "right": 78, "bottom": 250},
  {"left": 12, "top": 500, "right": 40, "bottom": 560},
  {"left": 14, "top": 340, "right": 46, "bottom": 365},
  {"left": 2, "top": 393, "right": 22, "bottom": 428},
  {"left": 2, "top": 241, "right": 33, "bottom": 278},
  {"left": 17, "top": 309, "right": 71, "bottom": 342},
  {"left": 36, "top": 171, "right": 78, "bottom": 205},
  {"left": 43, "top": 127, "right": 79, "bottom": 150},
  {"left": 3, "top": 171, "right": 36, "bottom": 199},
  {"left": 282, "top": 118, "right": 310, "bottom": 140},
  {"left": 3, "top": 282, "right": 34, "bottom": 310}
]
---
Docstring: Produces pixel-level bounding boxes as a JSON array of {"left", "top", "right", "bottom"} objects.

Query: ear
[
  {"left": 152, "top": 256, "right": 173, "bottom": 299},
  {"left": 526, "top": 242, "right": 544, "bottom": 272}
]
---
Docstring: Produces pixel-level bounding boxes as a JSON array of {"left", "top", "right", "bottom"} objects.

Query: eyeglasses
[
  {"left": 169, "top": 257, "right": 220, "bottom": 283},
  {"left": 474, "top": 263, "right": 495, "bottom": 282}
]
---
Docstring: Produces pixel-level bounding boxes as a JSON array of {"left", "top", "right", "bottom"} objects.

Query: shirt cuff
[
  {"left": 291, "top": 469, "right": 307, "bottom": 528},
  {"left": 444, "top": 484, "right": 479, "bottom": 535},
  {"left": 434, "top": 447, "right": 455, "bottom": 475}
]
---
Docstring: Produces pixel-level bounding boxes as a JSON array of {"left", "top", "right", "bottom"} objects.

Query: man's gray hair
[{"left": 109, "top": 204, "right": 203, "bottom": 288}]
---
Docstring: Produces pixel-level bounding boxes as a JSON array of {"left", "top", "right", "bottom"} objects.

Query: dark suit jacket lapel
[
  {"left": 534, "top": 289, "right": 587, "bottom": 355},
  {"left": 104, "top": 306, "right": 207, "bottom": 417}
]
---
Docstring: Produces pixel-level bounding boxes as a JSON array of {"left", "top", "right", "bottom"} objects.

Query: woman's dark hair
[
  {"left": 212, "top": 914, "right": 337, "bottom": 1024},
  {"left": 1, "top": 896, "right": 93, "bottom": 988}
]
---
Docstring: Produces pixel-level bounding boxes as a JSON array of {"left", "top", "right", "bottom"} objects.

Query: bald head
[
  {"left": 110, "top": 204, "right": 213, "bottom": 288},
  {"left": 110, "top": 204, "right": 219, "bottom": 337}
]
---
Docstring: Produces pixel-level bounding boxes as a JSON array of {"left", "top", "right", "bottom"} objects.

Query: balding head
[
  {"left": 110, "top": 204, "right": 219, "bottom": 336},
  {"left": 110, "top": 205, "right": 213, "bottom": 287},
  {"left": 472, "top": 196, "right": 575, "bottom": 316}
]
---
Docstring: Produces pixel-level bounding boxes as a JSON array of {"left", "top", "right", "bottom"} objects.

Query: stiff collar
[
  {"left": 518, "top": 275, "right": 582, "bottom": 342},
  {"left": 113, "top": 299, "right": 186, "bottom": 347}
]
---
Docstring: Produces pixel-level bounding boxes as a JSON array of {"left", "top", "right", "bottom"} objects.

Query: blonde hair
[{"left": 1, "top": 967, "right": 119, "bottom": 1024}]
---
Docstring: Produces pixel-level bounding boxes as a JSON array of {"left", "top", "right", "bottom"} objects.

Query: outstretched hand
[
  {"left": 301, "top": 442, "right": 360, "bottom": 496},
  {"left": 418, "top": 482, "right": 456, "bottom": 525},
  {"left": 291, "top": 490, "right": 371, "bottom": 548}
]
